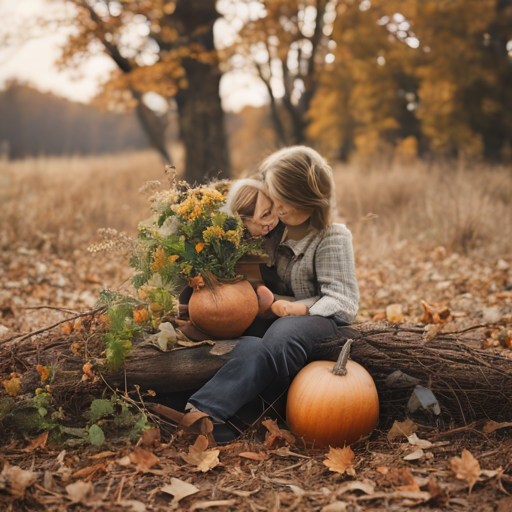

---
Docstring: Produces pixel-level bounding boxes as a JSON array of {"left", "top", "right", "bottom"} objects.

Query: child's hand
[
  {"left": 271, "top": 300, "right": 308, "bottom": 317},
  {"left": 256, "top": 285, "right": 275, "bottom": 317}
]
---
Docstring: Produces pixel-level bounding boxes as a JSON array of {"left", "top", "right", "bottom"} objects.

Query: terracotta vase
[{"left": 188, "top": 276, "right": 259, "bottom": 338}]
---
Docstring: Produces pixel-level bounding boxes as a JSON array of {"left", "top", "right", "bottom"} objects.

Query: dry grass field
[{"left": 2, "top": 151, "right": 511, "bottom": 258}]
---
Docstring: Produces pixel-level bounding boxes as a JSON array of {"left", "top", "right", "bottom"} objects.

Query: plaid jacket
[{"left": 271, "top": 223, "right": 359, "bottom": 325}]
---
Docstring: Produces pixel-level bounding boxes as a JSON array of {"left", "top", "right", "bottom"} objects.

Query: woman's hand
[{"left": 271, "top": 300, "right": 308, "bottom": 317}]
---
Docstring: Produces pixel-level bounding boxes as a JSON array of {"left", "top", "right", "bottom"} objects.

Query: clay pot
[{"left": 188, "top": 276, "right": 259, "bottom": 338}]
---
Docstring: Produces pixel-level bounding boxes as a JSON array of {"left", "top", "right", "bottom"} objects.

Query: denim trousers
[{"left": 188, "top": 315, "right": 338, "bottom": 421}]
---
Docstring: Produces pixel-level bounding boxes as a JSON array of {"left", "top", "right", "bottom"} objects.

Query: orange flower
[
  {"left": 168, "top": 254, "right": 179, "bottom": 263},
  {"left": 133, "top": 309, "right": 149, "bottom": 324},
  {"left": 196, "top": 243, "right": 205, "bottom": 253}
]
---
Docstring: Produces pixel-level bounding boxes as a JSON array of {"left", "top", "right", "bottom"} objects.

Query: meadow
[{"left": 2, "top": 151, "right": 511, "bottom": 260}]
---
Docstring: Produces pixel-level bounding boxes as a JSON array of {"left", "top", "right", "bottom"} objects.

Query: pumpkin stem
[{"left": 332, "top": 339, "right": 354, "bottom": 376}]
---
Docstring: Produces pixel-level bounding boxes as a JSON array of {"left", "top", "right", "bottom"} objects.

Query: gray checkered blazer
[{"left": 271, "top": 223, "right": 359, "bottom": 325}]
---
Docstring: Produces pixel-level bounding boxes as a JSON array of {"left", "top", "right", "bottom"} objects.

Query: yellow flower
[
  {"left": 151, "top": 246, "right": 167, "bottom": 272},
  {"left": 168, "top": 254, "right": 179, "bottom": 263},
  {"left": 202, "top": 225, "right": 225, "bottom": 244},
  {"left": 225, "top": 230, "right": 241, "bottom": 247},
  {"left": 196, "top": 243, "right": 205, "bottom": 253}
]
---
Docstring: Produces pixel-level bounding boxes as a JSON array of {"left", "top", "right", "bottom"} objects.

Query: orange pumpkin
[
  {"left": 188, "top": 276, "right": 259, "bottom": 338},
  {"left": 286, "top": 340, "right": 379, "bottom": 447}
]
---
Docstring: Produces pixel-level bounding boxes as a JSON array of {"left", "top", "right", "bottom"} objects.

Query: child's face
[
  {"left": 272, "top": 197, "right": 312, "bottom": 226},
  {"left": 243, "top": 192, "right": 278, "bottom": 236}
]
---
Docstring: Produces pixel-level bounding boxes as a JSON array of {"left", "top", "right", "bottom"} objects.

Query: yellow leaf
[
  {"left": 181, "top": 435, "right": 220, "bottom": 472},
  {"left": 36, "top": 365, "right": 50, "bottom": 383},
  {"left": 2, "top": 376, "right": 21, "bottom": 396},
  {"left": 323, "top": 446, "right": 355, "bottom": 475},
  {"left": 451, "top": 449, "right": 481, "bottom": 492}
]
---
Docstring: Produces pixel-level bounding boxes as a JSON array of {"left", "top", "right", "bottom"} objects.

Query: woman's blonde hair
[{"left": 260, "top": 146, "right": 335, "bottom": 229}]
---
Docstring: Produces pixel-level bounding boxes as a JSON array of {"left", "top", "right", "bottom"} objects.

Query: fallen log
[{"left": 108, "top": 322, "right": 512, "bottom": 423}]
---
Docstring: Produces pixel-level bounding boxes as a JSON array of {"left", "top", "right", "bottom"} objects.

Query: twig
[
  {"left": 1, "top": 306, "right": 106, "bottom": 346},
  {"left": 442, "top": 324, "right": 487, "bottom": 335},
  {"left": 23, "top": 306, "right": 78, "bottom": 314}
]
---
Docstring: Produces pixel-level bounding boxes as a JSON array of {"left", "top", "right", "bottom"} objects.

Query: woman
[{"left": 182, "top": 146, "right": 359, "bottom": 441}]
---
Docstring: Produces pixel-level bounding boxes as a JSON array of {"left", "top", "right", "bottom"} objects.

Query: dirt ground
[{"left": 0, "top": 237, "right": 511, "bottom": 512}]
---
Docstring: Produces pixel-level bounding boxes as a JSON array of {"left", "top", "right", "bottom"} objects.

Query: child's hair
[
  {"left": 223, "top": 177, "right": 265, "bottom": 218},
  {"left": 259, "top": 146, "right": 335, "bottom": 230}
]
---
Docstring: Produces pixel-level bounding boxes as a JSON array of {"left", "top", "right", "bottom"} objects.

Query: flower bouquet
[{"left": 130, "top": 168, "right": 263, "bottom": 338}]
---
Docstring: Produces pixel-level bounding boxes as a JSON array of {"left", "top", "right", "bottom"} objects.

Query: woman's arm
[{"left": 308, "top": 225, "right": 359, "bottom": 324}]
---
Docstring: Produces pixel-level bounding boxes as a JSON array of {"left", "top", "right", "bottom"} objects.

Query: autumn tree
[
  {"left": 59, "top": 0, "right": 230, "bottom": 182},
  {"left": 220, "top": 0, "right": 337, "bottom": 147},
  {"left": 307, "top": 0, "right": 512, "bottom": 161}
]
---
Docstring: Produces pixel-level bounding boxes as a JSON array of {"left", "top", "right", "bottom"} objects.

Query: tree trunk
[
  {"left": 172, "top": 0, "right": 230, "bottom": 183},
  {"left": 107, "top": 323, "right": 512, "bottom": 424},
  {"left": 132, "top": 90, "right": 171, "bottom": 164}
]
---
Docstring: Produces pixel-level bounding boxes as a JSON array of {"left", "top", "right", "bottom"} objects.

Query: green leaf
[
  {"left": 87, "top": 424, "right": 105, "bottom": 446},
  {"left": 87, "top": 399, "right": 115, "bottom": 423},
  {"left": 212, "top": 212, "right": 227, "bottom": 228},
  {"left": 38, "top": 407, "right": 47, "bottom": 417}
]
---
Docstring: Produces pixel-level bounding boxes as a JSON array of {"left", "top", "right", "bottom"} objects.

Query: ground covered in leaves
[{"left": 1, "top": 238, "right": 512, "bottom": 511}]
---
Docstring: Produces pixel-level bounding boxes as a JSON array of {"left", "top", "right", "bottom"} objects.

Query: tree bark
[
  {"left": 107, "top": 323, "right": 512, "bottom": 424},
  {"left": 171, "top": 0, "right": 230, "bottom": 183}
]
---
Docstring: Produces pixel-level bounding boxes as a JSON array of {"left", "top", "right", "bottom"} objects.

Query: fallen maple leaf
[
  {"left": 160, "top": 477, "right": 200, "bottom": 503},
  {"left": 451, "top": 449, "right": 481, "bottom": 492},
  {"left": 23, "top": 431, "right": 49, "bottom": 452},
  {"left": 387, "top": 418, "right": 418, "bottom": 441},
  {"left": 140, "top": 427, "right": 160, "bottom": 448},
  {"left": 323, "top": 446, "right": 355, "bottom": 475},
  {"left": 0, "top": 462, "right": 37, "bottom": 498},
  {"left": 421, "top": 301, "right": 451, "bottom": 324},
  {"left": 36, "top": 364, "right": 50, "bottom": 383},
  {"left": 118, "top": 447, "right": 159, "bottom": 472},
  {"left": 181, "top": 435, "right": 220, "bottom": 472},
  {"left": 2, "top": 375, "right": 20, "bottom": 396},
  {"left": 262, "top": 419, "right": 295, "bottom": 447}
]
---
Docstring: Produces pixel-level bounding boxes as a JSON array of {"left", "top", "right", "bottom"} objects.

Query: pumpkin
[
  {"left": 286, "top": 340, "right": 379, "bottom": 447},
  {"left": 188, "top": 276, "right": 259, "bottom": 338}
]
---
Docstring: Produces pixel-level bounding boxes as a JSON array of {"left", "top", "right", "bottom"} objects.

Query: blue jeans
[{"left": 188, "top": 315, "right": 338, "bottom": 420}]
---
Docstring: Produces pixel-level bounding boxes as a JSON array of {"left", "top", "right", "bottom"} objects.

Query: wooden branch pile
[{"left": 108, "top": 322, "right": 512, "bottom": 424}]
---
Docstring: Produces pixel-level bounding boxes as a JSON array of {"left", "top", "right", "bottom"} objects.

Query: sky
[{"left": 0, "top": 0, "right": 268, "bottom": 112}]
